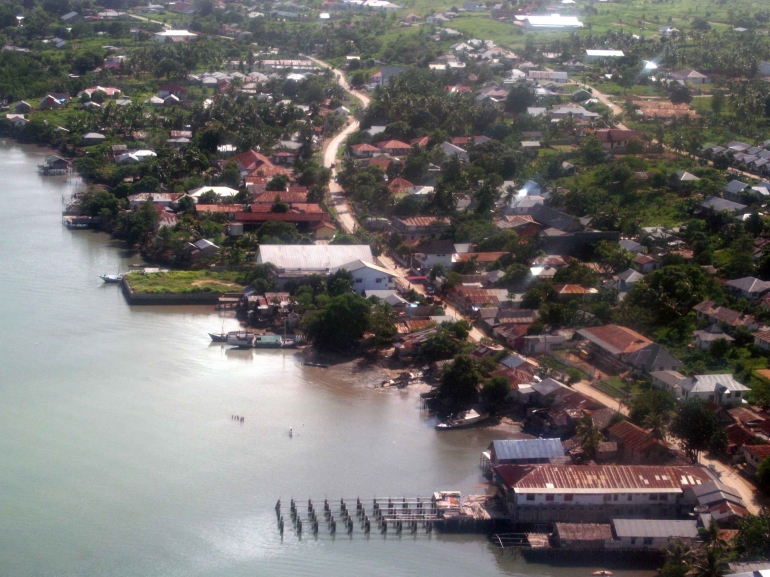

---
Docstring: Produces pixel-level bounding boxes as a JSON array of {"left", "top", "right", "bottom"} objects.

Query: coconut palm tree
[
  {"left": 692, "top": 547, "right": 726, "bottom": 577},
  {"left": 699, "top": 518, "right": 726, "bottom": 552},
  {"left": 576, "top": 414, "right": 603, "bottom": 458},
  {"left": 643, "top": 411, "right": 669, "bottom": 441}
]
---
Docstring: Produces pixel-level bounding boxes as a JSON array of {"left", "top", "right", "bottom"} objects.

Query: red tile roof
[
  {"left": 377, "top": 139, "right": 411, "bottom": 150},
  {"left": 608, "top": 420, "right": 662, "bottom": 452},
  {"left": 743, "top": 444, "right": 770, "bottom": 461},
  {"left": 577, "top": 325, "right": 652, "bottom": 356}
]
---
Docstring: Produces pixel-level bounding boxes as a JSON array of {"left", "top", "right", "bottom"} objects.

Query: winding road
[{"left": 307, "top": 56, "right": 370, "bottom": 234}]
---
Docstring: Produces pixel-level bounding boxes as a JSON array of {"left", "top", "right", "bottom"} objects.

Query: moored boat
[
  {"left": 435, "top": 409, "right": 489, "bottom": 430},
  {"left": 226, "top": 331, "right": 256, "bottom": 348},
  {"left": 209, "top": 332, "right": 228, "bottom": 342}
]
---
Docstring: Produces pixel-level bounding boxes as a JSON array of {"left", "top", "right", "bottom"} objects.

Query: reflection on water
[{"left": 0, "top": 141, "right": 654, "bottom": 577}]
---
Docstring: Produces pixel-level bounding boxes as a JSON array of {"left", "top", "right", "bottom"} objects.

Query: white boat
[
  {"left": 435, "top": 409, "right": 489, "bottom": 430},
  {"left": 99, "top": 267, "right": 124, "bottom": 283}
]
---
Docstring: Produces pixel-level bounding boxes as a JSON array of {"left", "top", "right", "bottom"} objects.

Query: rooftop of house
[
  {"left": 612, "top": 519, "right": 699, "bottom": 539},
  {"left": 624, "top": 343, "right": 682, "bottom": 373},
  {"left": 725, "top": 277, "right": 770, "bottom": 294},
  {"left": 608, "top": 420, "right": 665, "bottom": 453},
  {"left": 490, "top": 438, "right": 564, "bottom": 461},
  {"left": 555, "top": 523, "right": 613, "bottom": 541},
  {"left": 694, "top": 300, "right": 757, "bottom": 327},
  {"left": 576, "top": 325, "right": 652, "bottom": 356},
  {"left": 494, "top": 464, "right": 712, "bottom": 493}
]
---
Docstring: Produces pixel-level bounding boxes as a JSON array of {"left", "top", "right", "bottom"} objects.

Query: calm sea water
[{"left": 0, "top": 141, "right": 655, "bottom": 577}]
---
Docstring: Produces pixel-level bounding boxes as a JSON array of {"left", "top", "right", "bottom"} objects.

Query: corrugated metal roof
[
  {"left": 492, "top": 438, "right": 564, "bottom": 461},
  {"left": 612, "top": 519, "right": 699, "bottom": 539},
  {"left": 496, "top": 464, "right": 712, "bottom": 493},
  {"left": 257, "top": 245, "right": 373, "bottom": 271},
  {"left": 555, "top": 523, "right": 613, "bottom": 541}
]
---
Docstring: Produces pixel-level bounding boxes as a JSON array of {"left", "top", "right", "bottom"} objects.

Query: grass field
[
  {"left": 126, "top": 270, "right": 244, "bottom": 294},
  {"left": 593, "top": 377, "right": 633, "bottom": 399}
]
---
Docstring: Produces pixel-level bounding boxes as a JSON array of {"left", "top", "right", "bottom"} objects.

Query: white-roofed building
[
  {"left": 516, "top": 14, "right": 582, "bottom": 29},
  {"left": 257, "top": 245, "right": 375, "bottom": 286},
  {"left": 331, "top": 259, "right": 400, "bottom": 294},
  {"left": 585, "top": 49, "right": 625, "bottom": 60},
  {"left": 188, "top": 186, "right": 240, "bottom": 201},
  {"left": 154, "top": 29, "right": 198, "bottom": 42}
]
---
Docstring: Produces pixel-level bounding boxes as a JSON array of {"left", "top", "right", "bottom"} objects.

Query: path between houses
[{"left": 306, "top": 56, "right": 371, "bottom": 235}]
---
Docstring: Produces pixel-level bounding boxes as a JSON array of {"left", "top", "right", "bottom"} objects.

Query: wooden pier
[{"left": 274, "top": 493, "right": 509, "bottom": 539}]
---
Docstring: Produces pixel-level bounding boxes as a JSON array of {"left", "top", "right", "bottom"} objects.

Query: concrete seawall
[{"left": 121, "top": 278, "right": 222, "bottom": 305}]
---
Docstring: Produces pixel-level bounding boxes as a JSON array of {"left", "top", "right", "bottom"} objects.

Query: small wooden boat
[
  {"left": 592, "top": 571, "right": 613, "bottom": 576},
  {"left": 302, "top": 361, "right": 329, "bottom": 368},
  {"left": 209, "top": 332, "right": 228, "bottom": 342},
  {"left": 435, "top": 409, "right": 489, "bottom": 430}
]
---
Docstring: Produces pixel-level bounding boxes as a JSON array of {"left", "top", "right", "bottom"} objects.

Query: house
[
  {"left": 188, "top": 186, "right": 239, "bottom": 201},
  {"left": 377, "top": 139, "right": 412, "bottom": 156},
  {"left": 693, "top": 301, "right": 759, "bottom": 332},
  {"left": 412, "top": 240, "right": 459, "bottom": 270},
  {"left": 39, "top": 94, "right": 69, "bottom": 110},
  {"left": 741, "top": 445, "right": 770, "bottom": 473},
  {"left": 668, "top": 69, "right": 711, "bottom": 85},
  {"left": 752, "top": 330, "right": 770, "bottom": 352},
  {"left": 624, "top": 343, "right": 683, "bottom": 374},
  {"left": 725, "top": 277, "right": 770, "bottom": 299},
  {"left": 81, "top": 132, "right": 106, "bottom": 145},
  {"left": 391, "top": 216, "right": 450, "bottom": 241},
  {"left": 493, "top": 323, "right": 530, "bottom": 349},
  {"left": 13, "top": 100, "right": 31, "bottom": 114},
  {"left": 186, "top": 238, "right": 219, "bottom": 261},
  {"left": 723, "top": 180, "right": 751, "bottom": 202},
  {"left": 694, "top": 324, "right": 734, "bottom": 350},
  {"left": 154, "top": 30, "right": 198, "bottom": 42},
  {"left": 608, "top": 519, "right": 699, "bottom": 549},
  {"left": 595, "top": 129, "right": 644, "bottom": 152},
  {"left": 480, "top": 438, "right": 564, "bottom": 474},
  {"left": 330, "top": 260, "right": 400, "bottom": 294},
  {"left": 492, "top": 464, "right": 712, "bottom": 523},
  {"left": 39, "top": 155, "right": 71, "bottom": 172},
  {"left": 158, "top": 84, "right": 187, "bottom": 98},
  {"left": 614, "top": 269, "right": 644, "bottom": 292},
  {"left": 585, "top": 49, "right": 625, "bottom": 60},
  {"left": 61, "top": 11, "right": 80, "bottom": 22},
  {"left": 659, "top": 25, "right": 678, "bottom": 37},
  {"left": 608, "top": 420, "right": 672, "bottom": 464},
  {"left": 350, "top": 143, "right": 380, "bottom": 158},
  {"left": 700, "top": 196, "right": 748, "bottom": 215},
  {"left": 551, "top": 284, "right": 594, "bottom": 301},
  {"left": 127, "top": 192, "right": 186, "bottom": 210},
  {"left": 528, "top": 70, "right": 569, "bottom": 83},
  {"left": 633, "top": 254, "right": 660, "bottom": 274},
  {"left": 693, "top": 480, "right": 750, "bottom": 527},
  {"left": 554, "top": 523, "right": 613, "bottom": 549},
  {"left": 670, "top": 171, "right": 701, "bottom": 189},
  {"left": 256, "top": 244, "right": 375, "bottom": 286},
  {"left": 116, "top": 150, "right": 158, "bottom": 165},
  {"left": 232, "top": 149, "right": 288, "bottom": 178},
  {"left": 440, "top": 141, "right": 469, "bottom": 162},
  {"left": 522, "top": 332, "right": 573, "bottom": 355},
  {"left": 311, "top": 221, "right": 337, "bottom": 240},
  {"left": 576, "top": 325, "right": 652, "bottom": 374},
  {"left": 518, "top": 14, "right": 582, "bottom": 30},
  {"left": 650, "top": 371, "right": 750, "bottom": 404},
  {"left": 79, "top": 86, "right": 122, "bottom": 99},
  {"left": 529, "top": 204, "right": 583, "bottom": 232}
]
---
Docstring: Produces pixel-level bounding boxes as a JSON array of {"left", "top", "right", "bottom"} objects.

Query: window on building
[
  {"left": 650, "top": 494, "right": 658, "bottom": 501},
  {"left": 613, "top": 494, "right": 619, "bottom": 501},
  {"left": 375, "top": 278, "right": 383, "bottom": 284},
  {"left": 526, "top": 494, "right": 535, "bottom": 501},
  {"left": 643, "top": 538, "right": 653, "bottom": 546},
  {"left": 564, "top": 494, "right": 573, "bottom": 502},
  {"left": 545, "top": 494, "right": 554, "bottom": 502},
  {"left": 630, "top": 538, "right": 636, "bottom": 545},
  {"left": 627, "top": 495, "right": 632, "bottom": 501},
  {"left": 355, "top": 278, "right": 363, "bottom": 283},
  {"left": 659, "top": 494, "right": 668, "bottom": 501},
  {"left": 603, "top": 494, "right": 611, "bottom": 502}
]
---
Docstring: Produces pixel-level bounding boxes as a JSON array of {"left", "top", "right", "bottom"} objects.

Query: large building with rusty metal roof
[{"left": 492, "top": 464, "right": 716, "bottom": 523}]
